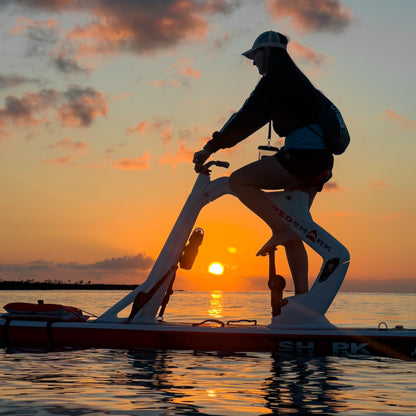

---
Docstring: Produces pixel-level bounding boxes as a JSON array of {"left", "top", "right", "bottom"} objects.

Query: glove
[{"left": 193, "top": 149, "right": 211, "bottom": 166}]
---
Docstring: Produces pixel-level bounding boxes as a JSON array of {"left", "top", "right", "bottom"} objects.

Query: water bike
[{"left": 1, "top": 160, "right": 415, "bottom": 360}]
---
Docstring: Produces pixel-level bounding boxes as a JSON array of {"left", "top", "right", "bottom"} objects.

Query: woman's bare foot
[{"left": 256, "top": 229, "right": 297, "bottom": 256}]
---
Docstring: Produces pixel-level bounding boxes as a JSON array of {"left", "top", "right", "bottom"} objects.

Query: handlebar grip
[
  {"left": 204, "top": 160, "right": 229, "bottom": 169},
  {"left": 215, "top": 161, "right": 230, "bottom": 169}
]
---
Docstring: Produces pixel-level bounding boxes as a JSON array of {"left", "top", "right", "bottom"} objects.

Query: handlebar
[
  {"left": 194, "top": 160, "right": 230, "bottom": 175},
  {"left": 204, "top": 160, "right": 230, "bottom": 169}
]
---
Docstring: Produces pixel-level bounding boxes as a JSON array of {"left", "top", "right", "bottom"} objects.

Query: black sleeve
[{"left": 204, "top": 77, "right": 273, "bottom": 153}]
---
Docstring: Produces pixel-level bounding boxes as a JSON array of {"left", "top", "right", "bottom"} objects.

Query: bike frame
[{"left": 98, "top": 162, "right": 350, "bottom": 329}]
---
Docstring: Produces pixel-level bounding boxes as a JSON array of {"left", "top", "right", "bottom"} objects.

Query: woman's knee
[{"left": 228, "top": 170, "right": 247, "bottom": 193}]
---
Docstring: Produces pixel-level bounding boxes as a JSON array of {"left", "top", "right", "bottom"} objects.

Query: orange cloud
[
  {"left": 0, "top": 90, "right": 57, "bottom": 127},
  {"left": 322, "top": 181, "right": 345, "bottom": 192},
  {"left": 45, "top": 137, "right": 88, "bottom": 151},
  {"left": 65, "top": 20, "right": 132, "bottom": 58},
  {"left": 126, "top": 121, "right": 150, "bottom": 135},
  {"left": 173, "top": 58, "right": 201, "bottom": 79},
  {"left": 45, "top": 1, "right": 232, "bottom": 60},
  {"left": 148, "top": 79, "right": 167, "bottom": 89},
  {"left": 159, "top": 141, "right": 193, "bottom": 169},
  {"left": 57, "top": 86, "right": 108, "bottom": 127},
  {"left": 0, "top": 130, "right": 11, "bottom": 141},
  {"left": 8, "top": 1, "right": 235, "bottom": 78},
  {"left": 266, "top": 0, "right": 353, "bottom": 34},
  {"left": 148, "top": 58, "right": 201, "bottom": 89},
  {"left": 290, "top": 41, "right": 331, "bottom": 67},
  {"left": 0, "top": 86, "right": 108, "bottom": 133},
  {"left": 371, "top": 181, "right": 388, "bottom": 189},
  {"left": 41, "top": 155, "right": 75, "bottom": 166},
  {"left": 161, "top": 126, "right": 173, "bottom": 144},
  {"left": 113, "top": 151, "right": 151, "bottom": 170},
  {"left": 10, "top": 17, "right": 58, "bottom": 36},
  {"left": 126, "top": 118, "right": 172, "bottom": 143},
  {"left": 381, "top": 109, "right": 416, "bottom": 130}
]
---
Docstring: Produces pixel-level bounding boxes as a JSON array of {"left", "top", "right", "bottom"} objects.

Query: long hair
[{"left": 267, "top": 44, "right": 317, "bottom": 94}]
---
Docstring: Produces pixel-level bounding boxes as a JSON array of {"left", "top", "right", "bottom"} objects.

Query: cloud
[
  {"left": 78, "top": 0, "right": 234, "bottom": 55},
  {"left": 11, "top": 17, "right": 60, "bottom": 57},
  {"left": 52, "top": 55, "right": 90, "bottom": 74},
  {"left": 381, "top": 109, "right": 416, "bottom": 130},
  {"left": 105, "top": 143, "right": 127, "bottom": 154},
  {"left": 0, "top": 86, "right": 108, "bottom": 133},
  {"left": 0, "top": 130, "right": 10, "bottom": 141},
  {"left": 148, "top": 58, "right": 201, "bottom": 89},
  {"left": 41, "top": 137, "right": 88, "bottom": 165},
  {"left": 126, "top": 121, "right": 151, "bottom": 135},
  {"left": 177, "top": 124, "right": 205, "bottom": 142},
  {"left": 290, "top": 41, "right": 332, "bottom": 67},
  {"left": 113, "top": 151, "right": 151, "bottom": 170},
  {"left": 265, "top": 0, "right": 353, "bottom": 34},
  {"left": 0, "top": 73, "right": 39, "bottom": 90},
  {"left": 0, "top": 89, "right": 59, "bottom": 127},
  {"left": 0, "top": 259, "right": 55, "bottom": 273},
  {"left": 160, "top": 126, "right": 173, "bottom": 144},
  {"left": 159, "top": 141, "right": 193, "bottom": 169},
  {"left": 173, "top": 58, "right": 201, "bottom": 79},
  {"left": 126, "top": 118, "right": 172, "bottom": 143},
  {"left": 10, "top": 16, "right": 59, "bottom": 36},
  {"left": 57, "top": 85, "right": 108, "bottom": 127},
  {"left": 6, "top": 1, "right": 236, "bottom": 62},
  {"left": 148, "top": 79, "right": 181, "bottom": 88},
  {"left": 322, "top": 181, "right": 344, "bottom": 192},
  {"left": 41, "top": 155, "right": 75, "bottom": 166},
  {"left": 371, "top": 181, "right": 388, "bottom": 189},
  {"left": 0, "top": 252, "right": 154, "bottom": 283},
  {"left": 209, "top": 32, "right": 230, "bottom": 51},
  {"left": 86, "top": 253, "right": 154, "bottom": 270},
  {"left": 45, "top": 137, "right": 88, "bottom": 151}
]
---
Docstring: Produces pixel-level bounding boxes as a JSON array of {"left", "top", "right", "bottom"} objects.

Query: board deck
[{"left": 1, "top": 317, "right": 415, "bottom": 360}]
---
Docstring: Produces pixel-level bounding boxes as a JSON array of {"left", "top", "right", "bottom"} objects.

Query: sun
[{"left": 208, "top": 262, "right": 224, "bottom": 275}]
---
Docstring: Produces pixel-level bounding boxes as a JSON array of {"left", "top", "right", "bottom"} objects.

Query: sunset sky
[{"left": 0, "top": 1, "right": 415, "bottom": 293}]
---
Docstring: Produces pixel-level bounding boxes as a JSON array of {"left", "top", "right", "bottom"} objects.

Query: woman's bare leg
[
  {"left": 228, "top": 156, "right": 301, "bottom": 233},
  {"left": 228, "top": 156, "right": 315, "bottom": 295},
  {"left": 284, "top": 188, "right": 316, "bottom": 294},
  {"left": 284, "top": 239, "right": 309, "bottom": 294}
]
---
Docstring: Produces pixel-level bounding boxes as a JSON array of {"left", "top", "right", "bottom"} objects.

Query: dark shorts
[{"left": 275, "top": 148, "right": 334, "bottom": 188}]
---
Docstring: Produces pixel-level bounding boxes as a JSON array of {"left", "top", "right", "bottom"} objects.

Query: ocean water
[{"left": 0, "top": 290, "right": 415, "bottom": 416}]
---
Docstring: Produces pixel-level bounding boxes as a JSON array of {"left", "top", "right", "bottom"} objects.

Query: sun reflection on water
[
  {"left": 208, "top": 290, "right": 223, "bottom": 318},
  {"left": 206, "top": 389, "right": 217, "bottom": 397}
]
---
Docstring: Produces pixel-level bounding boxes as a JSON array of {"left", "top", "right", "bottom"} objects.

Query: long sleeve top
[{"left": 204, "top": 69, "right": 320, "bottom": 154}]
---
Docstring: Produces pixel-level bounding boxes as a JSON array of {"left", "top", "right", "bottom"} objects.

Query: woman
[{"left": 193, "top": 31, "right": 336, "bottom": 295}]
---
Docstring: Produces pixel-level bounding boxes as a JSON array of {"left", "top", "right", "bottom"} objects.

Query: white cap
[{"left": 242, "top": 31, "right": 287, "bottom": 59}]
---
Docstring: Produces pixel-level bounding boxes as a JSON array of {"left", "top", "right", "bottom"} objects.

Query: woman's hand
[{"left": 193, "top": 149, "right": 211, "bottom": 172}]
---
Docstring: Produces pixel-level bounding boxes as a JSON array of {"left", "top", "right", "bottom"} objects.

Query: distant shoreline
[{"left": 0, "top": 281, "right": 138, "bottom": 290}]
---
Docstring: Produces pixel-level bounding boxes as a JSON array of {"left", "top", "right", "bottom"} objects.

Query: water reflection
[
  {"left": 126, "top": 350, "right": 202, "bottom": 415},
  {"left": 1, "top": 347, "right": 414, "bottom": 416},
  {"left": 208, "top": 290, "right": 223, "bottom": 319},
  {"left": 1, "top": 290, "right": 415, "bottom": 415},
  {"left": 264, "top": 353, "right": 350, "bottom": 415},
  {"left": 123, "top": 349, "right": 352, "bottom": 415}
]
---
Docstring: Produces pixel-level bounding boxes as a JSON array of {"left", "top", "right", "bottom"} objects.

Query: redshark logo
[{"left": 305, "top": 230, "right": 317, "bottom": 242}]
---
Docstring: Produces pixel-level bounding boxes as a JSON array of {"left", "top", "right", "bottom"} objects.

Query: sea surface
[{"left": 0, "top": 290, "right": 415, "bottom": 416}]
